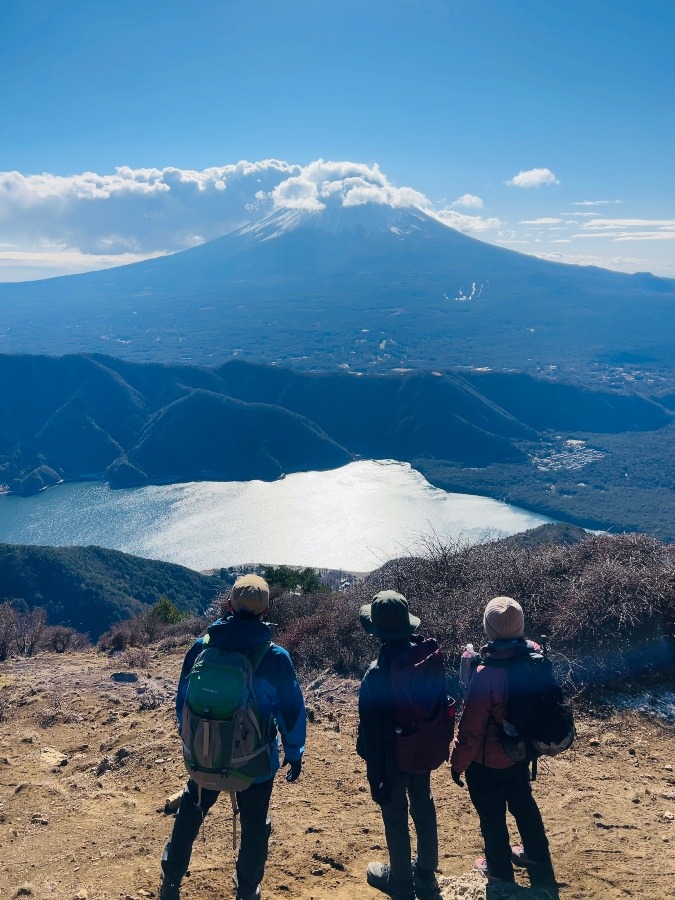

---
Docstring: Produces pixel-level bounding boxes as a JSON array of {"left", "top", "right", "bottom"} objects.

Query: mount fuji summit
[{"left": 1, "top": 200, "right": 674, "bottom": 373}]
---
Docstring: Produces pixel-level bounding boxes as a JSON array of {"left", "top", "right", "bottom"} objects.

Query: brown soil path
[{"left": 0, "top": 651, "right": 673, "bottom": 900}]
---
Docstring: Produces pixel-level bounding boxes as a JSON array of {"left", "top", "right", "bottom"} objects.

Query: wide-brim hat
[{"left": 359, "top": 590, "right": 420, "bottom": 640}]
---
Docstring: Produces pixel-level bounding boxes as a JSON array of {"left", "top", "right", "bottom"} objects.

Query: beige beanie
[
  {"left": 230, "top": 574, "right": 270, "bottom": 616},
  {"left": 483, "top": 596, "right": 524, "bottom": 641}
]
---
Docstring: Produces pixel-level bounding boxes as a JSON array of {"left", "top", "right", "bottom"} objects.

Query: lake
[{"left": 0, "top": 460, "right": 553, "bottom": 572}]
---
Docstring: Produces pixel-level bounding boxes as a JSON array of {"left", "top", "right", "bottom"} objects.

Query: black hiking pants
[
  {"left": 161, "top": 777, "right": 274, "bottom": 894},
  {"left": 465, "top": 760, "right": 553, "bottom": 883},
  {"left": 380, "top": 772, "right": 438, "bottom": 887}
]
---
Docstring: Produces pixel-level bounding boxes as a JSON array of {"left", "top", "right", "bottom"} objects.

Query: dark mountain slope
[
  {"left": 1, "top": 354, "right": 670, "bottom": 497},
  {"left": 0, "top": 543, "right": 220, "bottom": 637},
  {"left": 130, "top": 389, "right": 351, "bottom": 481}
]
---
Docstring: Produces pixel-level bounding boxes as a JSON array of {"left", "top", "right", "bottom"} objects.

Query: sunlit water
[{"left": 0, "top": 460, "right": 553, "bottom": 572}]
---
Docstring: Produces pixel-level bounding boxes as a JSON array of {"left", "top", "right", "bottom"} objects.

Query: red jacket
[{"left": 450, "top": 640, "right": 539, "bottom": 773}]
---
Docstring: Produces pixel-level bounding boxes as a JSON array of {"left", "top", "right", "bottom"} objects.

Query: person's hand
[
  {"left": 370, "top": 779, "right": 392, "bottom": 806},
  {"left": 283, "top": 756, "right": 302, "bottom": 783},
  {"left": 450, "top": 768, "right": 465, "bottom": 788}
]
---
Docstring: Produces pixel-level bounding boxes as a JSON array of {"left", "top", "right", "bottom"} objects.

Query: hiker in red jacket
[
  {"left": 450, "top": 596, "right": 556, "bottom": 888},
  {"left": 357, "top": 591, "right": 442, "bottom": 900}
]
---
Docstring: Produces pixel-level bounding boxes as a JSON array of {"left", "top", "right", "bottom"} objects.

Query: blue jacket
[{"left": 176, "top": 615, "right": 306, "bottom": 781}]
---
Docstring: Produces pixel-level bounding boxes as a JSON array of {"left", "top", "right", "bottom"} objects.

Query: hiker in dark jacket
[
  {"left": 450, "top": 596, "right": 556, "bottom": 888},
  {"left": 357, "top": 590, "right": 441, "bottom": 900},
  {"left": 160, "top": 574, "right": 306, "bottom": 900}
]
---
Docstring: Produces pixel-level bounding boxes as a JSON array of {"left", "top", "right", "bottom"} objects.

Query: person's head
[
  {"left": 227, "top": 574, "right": 270, "bottom": 620},
  {"left": 359, "top": 590, "right": 420, "bottom": 641},
  {"left": 483, "top": 595, "right": 524, "bottom": 641}
]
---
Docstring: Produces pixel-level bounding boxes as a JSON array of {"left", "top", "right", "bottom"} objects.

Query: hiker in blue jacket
[{"left": 160, "top": 574, "right": 306, "bottom": 900}]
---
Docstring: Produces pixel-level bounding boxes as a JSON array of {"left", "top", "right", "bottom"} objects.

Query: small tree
[{"left": 148, "top": 596, "right": 185, "bottom": 625}]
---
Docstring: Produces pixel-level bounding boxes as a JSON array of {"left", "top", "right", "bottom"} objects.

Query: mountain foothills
[
  {"left": 1, "top": 353, "right": 673, "bottom": 539},
  {"left": 0, "top": 543, "right": 222, "bottom": 637},
  {"left": 1, "top": 206, "right": 674, "bottom": 379}
]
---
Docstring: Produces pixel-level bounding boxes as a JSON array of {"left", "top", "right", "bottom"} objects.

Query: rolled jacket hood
[
  {"left": 480, "top": 637, "right": 539, "bottom": 660},
  {"left": 206, "top": 615, "right": 273, "bottom": 651}
]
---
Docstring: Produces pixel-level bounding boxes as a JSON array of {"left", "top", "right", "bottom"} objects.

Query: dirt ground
[{"left": 1, "top": 649, "right": 674, "bottom": 900}]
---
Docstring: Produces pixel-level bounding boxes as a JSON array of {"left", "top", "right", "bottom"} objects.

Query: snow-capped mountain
[{"left": 1, "top": 200, "right": 674, "bottom": 374}]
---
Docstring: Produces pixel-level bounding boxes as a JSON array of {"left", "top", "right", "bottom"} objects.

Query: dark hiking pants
[
  {"left": 161, "top": 777, "right": 274, "bottom": 894},
  {"left": 465, "top": 761, "right": 553, "bottom": 883},
  {"left": 380, "top": 772, "right": 438, "bottom": 887}
]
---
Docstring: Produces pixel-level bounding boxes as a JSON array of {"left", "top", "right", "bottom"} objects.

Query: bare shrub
[
  {"left": 0, "top": 601, "right": 19, "bottom": 661},
  {"left": 278, "top": 531, "right": 675, "bottom": 687},
  {"left": 41, "top": 625, "right": 88, "bottom": 653},
  {"left": 123, "top": 646, "right": 151, "bottom": 668},
  {"left": 15, "top": 607, "right": 47, "bottom": 656},
  {"left": 36, "top": 691, "right": 63, "bottom": 728}
]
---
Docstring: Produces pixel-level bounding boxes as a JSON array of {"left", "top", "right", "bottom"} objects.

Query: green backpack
[{"left": 181, "top": 639, "right": 274, "bottom": 793}]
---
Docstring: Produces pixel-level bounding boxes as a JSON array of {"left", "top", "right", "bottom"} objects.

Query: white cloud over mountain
[{"left": 0, "top": 159, "right": 502, "bottom": 278}]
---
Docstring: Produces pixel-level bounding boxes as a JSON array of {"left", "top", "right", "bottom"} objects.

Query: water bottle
[{"left": 459, "top": 643, "right": 478, "bottom": 686}]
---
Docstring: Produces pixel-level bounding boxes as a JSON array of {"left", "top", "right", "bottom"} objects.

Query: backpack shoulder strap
[{"left": 247, "top": 641, "right": 273, "bottom": 673}]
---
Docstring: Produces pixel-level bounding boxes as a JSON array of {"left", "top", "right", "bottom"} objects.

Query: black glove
[
  {"left": 282, "top": 756, "right": 302, "bottom": 783},
  {"left": 369, "top": 779, "right": 392, "bottom": 806},
  {"left": 451, "top": 768, "right": 465, "bottom": 788}
]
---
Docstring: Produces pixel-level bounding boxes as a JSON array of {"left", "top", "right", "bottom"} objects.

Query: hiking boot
[
  {"left": 511, "top": 844, "right": 541, "bottom": 867},
  {"left": 474, "top": 856, "right": 514, "bottom": 884},
  {"left": 159, "top": 874, "right": 181, "bottom": 900},
  {"left": 366, "top": 862, "right": 415, "bottom": 900},
  {"left": 412, "top": 862, "right": 441, "bottom": 899},
  {"left": 511, "top": 846, "right": 557, "bottom": 886},
  {"left": 232, "top": 876, "right": 261, "bottom": 900}
]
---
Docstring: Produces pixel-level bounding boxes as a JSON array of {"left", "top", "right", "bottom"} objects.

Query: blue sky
[{"left": 1, "top": 0, "right": 673, "bottom": 281}]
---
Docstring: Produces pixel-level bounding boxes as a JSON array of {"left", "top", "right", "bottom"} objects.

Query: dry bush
[
  {"left": 36, "top": 691, "right": 63, "bottom": 728},
  {"left": 0, "top": 601, "right": 19, "bottom": 661},
  {"left": 123, "top": 646, "right": 151, "bottom": 668},
  {"left": 268, "top": 532, "right": 675, "bottom": 689},
  {"left": 41, "top": 626, "right": 89, "bottom": 653}
]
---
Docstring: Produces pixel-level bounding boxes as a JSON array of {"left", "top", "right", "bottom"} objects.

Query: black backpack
[{"left": 484, "top": 643, "right": 575, "bottom": 776}]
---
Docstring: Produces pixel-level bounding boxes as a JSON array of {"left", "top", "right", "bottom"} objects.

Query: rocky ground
[{"left": 1, "top": 649, "right": 674, "bottom": 900}]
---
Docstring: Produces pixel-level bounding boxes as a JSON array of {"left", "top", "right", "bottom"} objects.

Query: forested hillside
[{"left": 0, "top": 544, "right": 223, "bottom": 637}]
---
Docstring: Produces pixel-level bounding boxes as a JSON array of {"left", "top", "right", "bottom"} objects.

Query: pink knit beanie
[{"left": 483, "top": 596, "right": 524, "bottom": 641}]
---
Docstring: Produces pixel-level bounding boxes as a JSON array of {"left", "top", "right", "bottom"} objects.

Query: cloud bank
[{"left": 0, "top": 159, "right": 505, "bottom": 279}]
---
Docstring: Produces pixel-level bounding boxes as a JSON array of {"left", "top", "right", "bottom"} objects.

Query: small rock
[
  {"left": 628, "top": 748, "right": 636, "bottom": 756},
  {"left": 73, "top": 891, "right": 88, "bottom": 900},
  {"left": 14, "top": 884, "right": 34, "bottom": 896},
  {"left": 164, "top": 790, "right": 183, "bottom": 814},
  {"left": 593, "top": 811, "right": 603, "bottom": 818},
  {"left": 589, "top": 739, "right": 600, "bottom": 747},
  {"left": 311, "top": 868, "right": 326, "bottom": 876},
  {"left": 30, "top": 814, "right": 49, "bottom": 826},
  {"left": 96, "top": 758, "right": 111, "bottom": 776},
  {"left": 665, "top": 765, "right": 674, "bottom": 772}
]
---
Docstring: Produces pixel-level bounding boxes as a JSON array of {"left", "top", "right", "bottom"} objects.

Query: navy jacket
[{"left": 176, "top": 615, "right": 306, "bottom": 781}]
